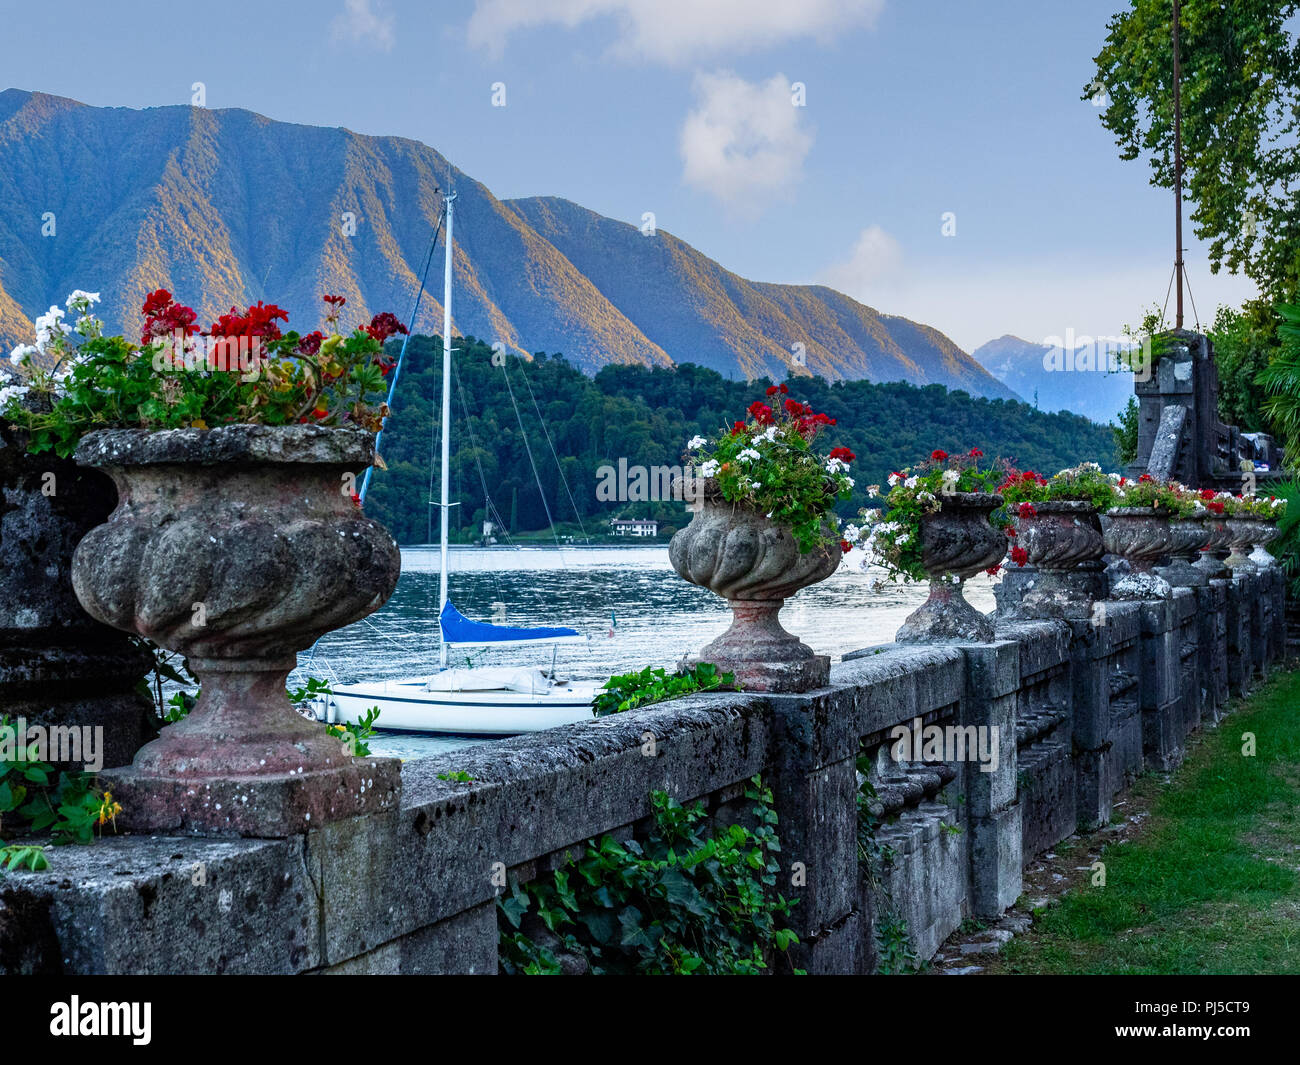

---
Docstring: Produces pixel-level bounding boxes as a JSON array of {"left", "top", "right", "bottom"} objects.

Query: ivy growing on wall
[
  {"left": 497, "top": 777, "right": 801, "bottom": 975},
  {"left": 856, "top": 749, "right": 920, "bottom": 974}
]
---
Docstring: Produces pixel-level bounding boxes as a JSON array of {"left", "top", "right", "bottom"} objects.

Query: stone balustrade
[{"left": 1, "top": 550, "right": 1285, "bottom": 974}]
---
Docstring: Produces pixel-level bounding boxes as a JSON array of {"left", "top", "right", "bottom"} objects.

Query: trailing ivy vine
[{"left": 498, "top": 777, "right": 800, "bottom": 975}]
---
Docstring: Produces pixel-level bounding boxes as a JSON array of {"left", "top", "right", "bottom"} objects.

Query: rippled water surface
[{"left": 290, "top": 545, "right": 997, "bottom": 759}]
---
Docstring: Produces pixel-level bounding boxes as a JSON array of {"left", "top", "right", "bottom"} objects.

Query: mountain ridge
[{"left": 0, "top": 88, "right": 1014, "bottom": 398}]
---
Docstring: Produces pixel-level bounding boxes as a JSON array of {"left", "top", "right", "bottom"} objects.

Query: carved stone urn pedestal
[
  {"left": 897, "top": 492, "right": 1004, "bottom": 643},
  {"left": 1006, "top": 500, "right": 1107, "bottom": 619},
  {"left": 71, "top": 425, "right": 403, "bottom": 837},
  {"left": 669, "top": 479, "right": 840, "bottom": 693},
  {"left": 1246, "top": 520, "right": 1280, "bottom": 570},
  {"left": 1192, "top": 516, "right": 1232, "bottom": 581},
  {"left": 1102, "top": 508, "right": 1174, "bottom": 599},
  {"left": 1223, "top": 518, "right": 1260, "bottom": 576},
  {"left": 1156, "top": 512, "right": 1211, "bottom": 588}
]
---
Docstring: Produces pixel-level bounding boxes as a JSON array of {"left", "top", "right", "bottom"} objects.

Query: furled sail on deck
[{"left": 439, "top": 600, "right": 584, "bottom": 647}]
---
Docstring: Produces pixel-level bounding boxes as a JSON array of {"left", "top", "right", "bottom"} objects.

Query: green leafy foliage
[
  {"left": 0, "top": 716, "right": 119, "bottom": 872},
  {"left": 691, "top": 387, "right": 853, "bottom": 553},
  {"left": 1113, "top": 395, "right": 1140, "bottom": 465},
  {"left": 591, "top": 662, "right": 735, "bottom": 718},
  {"left": 1088, "top": 0, "right": 1300, "bottom": 298},
  {"left": 498, "top": 778, "right": 800, "bottom": 975}
]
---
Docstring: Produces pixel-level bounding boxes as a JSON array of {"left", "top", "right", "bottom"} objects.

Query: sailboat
[{"left": 309, "top": 191, "right": 602, "bottom": 734}]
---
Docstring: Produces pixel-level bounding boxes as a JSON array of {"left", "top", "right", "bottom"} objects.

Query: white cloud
[
  {"left": 331, "top": 0, "right": 396, "bottom": 51},
  {"left": 680, "top": 72, "right": 814, "bottom": 216},
  {"left": 467, "top": 0, "right": 885, "bottom": 63},
  {"left": 820, "top": 225, "right": 904, "bottom": 296}
]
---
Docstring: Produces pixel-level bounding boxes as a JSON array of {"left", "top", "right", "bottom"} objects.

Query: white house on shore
[{"left": 610, "top": 518, "right": 660, "bottom": 537}]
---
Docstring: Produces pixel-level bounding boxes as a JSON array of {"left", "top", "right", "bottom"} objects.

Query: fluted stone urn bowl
[
  {"left": 1008, "top": 500, "right": 1106, "bottom": 619},
  {"left": 1193, "top": 515, "right": 1233, "bottom": 580},
  {"left": 1223, "top": 517, "right": 1260, "bottom": 574},
  {"left": 1246, "top": 519, "right": 1281, "bottom": 570},
  {"left": 1158, "top": 511, "right": 1212, "bottom": 588},
  {"left": 70, "top": 425, "right": 403, "bottom": 837},
  {"left": 897, "top": 491, "right": 1004, "bottom": 643},
  {"left": 1101, "top": 507, "right": 1174, "bottom": 599},
  {"left": 669, "top": 477, "right": 840, "bottom": 692}
]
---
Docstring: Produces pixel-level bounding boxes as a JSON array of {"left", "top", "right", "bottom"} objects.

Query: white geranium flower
[
  {"left": 941, "top": 469, "right": 960, "bottom": 490},
  {"left": 896, "top": 533, "right": 910, "bottom": 546},
  {"left": 699, "top": 459, "right": 720, "bottom": 478},
  {"left": 751, "top": 481, "right": 762, "bottom": 490},
  {"left": 738, "top": 448, "right": 761, "bottom": 462},
  {"left": 0, "top": 383, "right": 31, "bottom": 406},
  {"left": 687, "top": 435, "right": 707, "bottom": 451},
  {"left": 826, "top": 458, "right": 848, "bottom": 474},
  {"left": 904, "top": 476, "right": 918, "bottom": 489},
  {"left": 9, "top": 344, "right": 38, "bottom": 366},
  {"left": 917, "top": 490, "right": 935, "bottom": 503},
  {"left": 66, "top": 290, "right": 101, "bottom": 308},
  {"left": 843, "top": 524, "right": 861, "bottom": 541}
]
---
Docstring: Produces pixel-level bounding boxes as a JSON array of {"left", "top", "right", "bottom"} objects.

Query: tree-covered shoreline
[{"left": 364, "top": 335, "right": 1120, "bottom": 546}]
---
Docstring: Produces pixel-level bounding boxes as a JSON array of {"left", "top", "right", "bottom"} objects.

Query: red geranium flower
[
  {"left": 969, "top": 447, "right": 983, "bottom": 457},
  {"left": 1018, "top": 502, "right": 1037, "bottom": 518},
  {"left": 731, "top": 421, "right": 746, "bottom": 435},
  {"left": 931, "top": 450, "right": 948, "bottom": 462},
  {"left": 766, "top": 385, "right": 779, "bottom": 396},
  {"left": 366, "top": 312, "right": 409, "bottom": 344},
  {"left": 1138, "top": 473, "right": 1154, "bottom": 483},
  {"left": 1199, "top": 488, "right": 1216, "bottom": 500},
  {"left": 747, "top": 401, "right": 774, "bottom": 424},
  {"left": 829, "top": 446, "right": 856, "bottom": 463},
  {"left": 1208, "top": 500, "right": 1225, "bottom": 514},
  {"left": 839, "top": 540, "right": 852, "bottom": 553},
  {"left": 297, "top": 330, "right": 324, "bottom": 357},
  {"left": 350, "top": 492, "right": 362, "bottom": 508},
  {"left": 986, "top": 564, "right": 1002, "bottom": 577},
  {"left": 323, "top": 294, "right": 347, "bottom": 307},
  {"left": 1010, "top": 545, "right": 1029, "bottom": 567}
]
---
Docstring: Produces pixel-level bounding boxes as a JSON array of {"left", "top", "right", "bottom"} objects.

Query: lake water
[{"left": 289, "top": 545, "right": 998, "bottom": 760}]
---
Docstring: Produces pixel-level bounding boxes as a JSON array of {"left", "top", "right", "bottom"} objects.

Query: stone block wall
[{"left": 0, "top": 569, "right": 1286, "bottom": 975}]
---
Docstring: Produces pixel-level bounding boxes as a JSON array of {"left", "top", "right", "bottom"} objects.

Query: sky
[{"left": 0, "top": 0, "right": 1259, "bottom": 352}]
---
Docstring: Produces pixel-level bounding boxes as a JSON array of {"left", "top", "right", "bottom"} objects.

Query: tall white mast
[{"left": 438, "top": 192, "right": 456, "bottom": 669}]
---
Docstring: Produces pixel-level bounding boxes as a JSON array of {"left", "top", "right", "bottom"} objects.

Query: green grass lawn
[{"left": 994, "top": 667, "right": 1300, "bottom": 975}]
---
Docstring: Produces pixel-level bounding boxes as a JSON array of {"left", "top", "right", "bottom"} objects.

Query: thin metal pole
[
  {"left": 1173, "top": 0, "right": 1185, "bottom": 330},
  {"left": 438, "top": 192, "right": 456, "bottom": 669}
]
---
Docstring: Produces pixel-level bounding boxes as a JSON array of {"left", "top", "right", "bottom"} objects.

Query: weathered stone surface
[
  {"left": 0, "top": 560, "right": 1281, "bottom": 975},
  {"left": 669, "top": 477, "right": 839, "bottom": 692},
  {"left": 0, "top": 418, "right": 151, "bottom": 768},
  {"left": 1103, "top": 508, "right": 1174, "bottom": 600},
  {"left": 1008, "top": 501, "right": 1108, "bottom": 619},
  {"left": 898, "top": 492, "right": 1004, "bottom": 644},
  {"left": 71, "top": 425, "right": 402, "bottom": 835}
]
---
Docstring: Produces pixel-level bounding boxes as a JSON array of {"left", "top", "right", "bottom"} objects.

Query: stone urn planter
[
  {"left": 1102, "top": 508, "right": 1174, "bottom": 599},
  {"left": 1156, "top": 512, "right": 1212, "bottom": 588},
  {"left": 1223, "top": 517, "right": 1260, "bottom": 575},
  {"left": 1246, "top": 520, "right": 1281, "bottom": 570},
  {"left": 896, "top": 492, "right": 1004, "bottom": 643},
  {"left": 669, "top": 478, "right": 840, "bottom": 692},
  {"left": 1006, "top": 500, "right": 1107, "bottom": 619},
  {"left": 70, "top": 425, "right": 403, "bottom": 837},
  {"left": 0, "top": 415, "right": 153, "bottom": 768},
  {"left": 1192, "top": 515, "right": 1232, "bottom": 580}
]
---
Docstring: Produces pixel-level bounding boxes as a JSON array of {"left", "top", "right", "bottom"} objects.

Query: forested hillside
[{"left": 365, "top": 336, "right": 1120, "bottom": 545}]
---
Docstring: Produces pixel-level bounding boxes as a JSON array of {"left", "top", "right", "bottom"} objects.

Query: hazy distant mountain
[
  {"left": 0, "top": 88, "right": 1013, "bottom": 397},
  {"left": 972, "top": 334, "right": 1134, "bottom": 425}
]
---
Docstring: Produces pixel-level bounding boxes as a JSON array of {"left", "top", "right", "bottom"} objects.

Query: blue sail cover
[{"left": 439, "top": 600, "right": 584, "bottom": 647}]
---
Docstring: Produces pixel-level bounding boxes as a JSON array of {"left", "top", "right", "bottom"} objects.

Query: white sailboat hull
[{"left": 313, "top": 677, "right": 599, "bottom": 735}]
